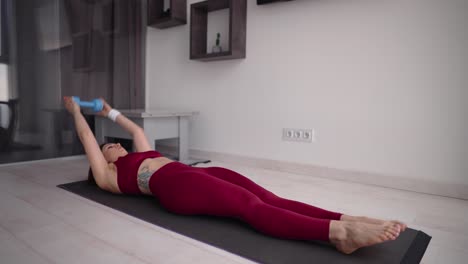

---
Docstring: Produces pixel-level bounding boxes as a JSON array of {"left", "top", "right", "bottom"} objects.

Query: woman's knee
[
  {"left": 240, "top": 195, "right": 264, "bottom": 215},
  {"left": 255, "top": 189, "right": 281, "bottom": 203}
]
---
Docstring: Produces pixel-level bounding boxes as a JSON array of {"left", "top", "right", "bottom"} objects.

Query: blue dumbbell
[{"left": 72, "top": 96, "right": 103, "bottom": 112}]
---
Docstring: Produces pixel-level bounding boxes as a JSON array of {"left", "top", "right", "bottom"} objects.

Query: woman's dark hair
[{"left": 88, "top": 143, "right": 108, "bottom": 185}]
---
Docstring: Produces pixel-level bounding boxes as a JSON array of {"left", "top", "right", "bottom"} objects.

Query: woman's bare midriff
[
  {"left": 137, "top": 157, "right": 175, "bottom": 195},
  {"left": 106, "top": 156, "right": 175, "bottom": 195}
]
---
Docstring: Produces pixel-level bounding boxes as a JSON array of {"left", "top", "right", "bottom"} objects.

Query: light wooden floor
[{"left": 0, "top": 157, "right": 467, "bottom": 264}]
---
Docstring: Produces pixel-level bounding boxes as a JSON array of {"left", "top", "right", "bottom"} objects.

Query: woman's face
[{"left": 102, "top": 143, "right": 128, "bottom": 163}]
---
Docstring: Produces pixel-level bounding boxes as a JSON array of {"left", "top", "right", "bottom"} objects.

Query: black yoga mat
[{"left": 58, "top": 181, "right": 431, "bottom": 264}]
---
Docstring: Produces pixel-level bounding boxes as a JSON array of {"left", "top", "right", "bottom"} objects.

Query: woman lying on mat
[{"left": 63, "top": 96, "right": 406, "bottom": 254}]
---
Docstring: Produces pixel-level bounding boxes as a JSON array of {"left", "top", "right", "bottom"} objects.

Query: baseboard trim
[{"left": 190, "top": 149, "right": 468, "bottom": 201}]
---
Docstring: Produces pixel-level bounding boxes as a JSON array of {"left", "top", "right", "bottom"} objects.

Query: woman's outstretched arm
[
  {"left": 97, "top": 98, "right": 152, "bottom": 152},
  {"left": 63, "top": 97, "right": 112, "bottom": 190}
]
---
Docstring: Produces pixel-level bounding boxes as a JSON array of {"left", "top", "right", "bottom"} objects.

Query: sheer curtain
[
  {"left": 62, "top": 0, "right": 146, "bottom": 109},
  {"left": 0, "top": 0, "right": 146, "bottom": 164}
]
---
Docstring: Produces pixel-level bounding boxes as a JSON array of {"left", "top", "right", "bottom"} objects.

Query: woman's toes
[
  {"left": 385, "top": 231, "right": 394, "bottom": 239},
  {"left": 387, "top": 226, "right": 401, "bottom": 237},
  {"left": 394, "top": 221, "right": 406, "bottom": 232}
]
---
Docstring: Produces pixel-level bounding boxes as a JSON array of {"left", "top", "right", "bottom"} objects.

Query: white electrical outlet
[
  {"left": 282, "top": 128, "right": 315, "bottom": 143},
  {"left": 294, "top": 131, "right": 302, "bottom": 138},
  {"left": 304, "top": 129, "right": 315, "bottom": 142}
]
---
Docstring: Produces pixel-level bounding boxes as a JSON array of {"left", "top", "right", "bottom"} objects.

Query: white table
[{"left": 94, "top": 108, "right": 207, "bottom": 165}]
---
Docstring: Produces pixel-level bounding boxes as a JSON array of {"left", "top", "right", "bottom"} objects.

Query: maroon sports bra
[{"left": 114, "top": 150, "right": 163, "bottom": 194}]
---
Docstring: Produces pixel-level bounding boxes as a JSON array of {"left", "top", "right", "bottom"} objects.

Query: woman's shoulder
[{"left": 100, "top": 164, "right": 121, "bottom": 194}]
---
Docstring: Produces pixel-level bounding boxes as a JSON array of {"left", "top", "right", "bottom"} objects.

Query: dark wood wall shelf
[
  {"left": 190, "top": 0, "right": 246, "bottom": 61},
  {"left": 257, "top": 0, "right": 294, "bottom": 5},
  {"left": 148, "top": 0, "right": 187, "bottom": 29}
]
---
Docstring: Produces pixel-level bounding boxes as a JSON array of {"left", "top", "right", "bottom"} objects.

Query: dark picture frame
[{"left": 0, "top": 0, "right": 9, "bottom": 63}]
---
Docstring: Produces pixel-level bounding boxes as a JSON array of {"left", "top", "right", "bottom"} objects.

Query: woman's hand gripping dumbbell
[
  {"left": 64, "top": 96, "right": 113, "bottom": 119},
  {"left": 72, "top": 96, "right": 104, "bottom": 112}
]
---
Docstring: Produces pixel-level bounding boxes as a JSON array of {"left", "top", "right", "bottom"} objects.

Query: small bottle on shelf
[
  {"left": 161, "top": 7, "right": 171, "bottom": 18},
  {"left": 212, "top": 33, "right": 223, "bottom": 53}
]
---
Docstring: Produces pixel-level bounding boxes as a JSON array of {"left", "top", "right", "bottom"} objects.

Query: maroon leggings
[{"left": 149, "top": 162, "right": 342, "bottom": 241}]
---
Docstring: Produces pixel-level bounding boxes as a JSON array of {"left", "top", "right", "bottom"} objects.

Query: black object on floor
[
  {"left": 187, "top": 159, "right": 211, "bottom": 166},
  {"left": 58, "top": 181, "right": 431, "bottom": 264}
]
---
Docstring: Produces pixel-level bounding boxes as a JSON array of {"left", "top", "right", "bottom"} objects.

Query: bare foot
[
  {"left": 341, "top": 215, "right": 407, "bottom": 232},
  {"left": 330, "top": 221, "right": 401, "bottom": 254}
]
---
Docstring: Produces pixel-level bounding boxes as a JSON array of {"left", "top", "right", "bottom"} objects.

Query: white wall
[
  {"left": 146, "top": 0, "right": 468, "bottom": 186},
  {"left": 0, "top": 64, "right": 8, "bottom": 102},
  {"left": 0, "top": 65, "right": 9, "bottom": 127}
]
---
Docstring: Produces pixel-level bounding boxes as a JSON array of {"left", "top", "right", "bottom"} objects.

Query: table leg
[
  {"left": 178, "top": 116, "right": 189, "bottom": 162},
  {"left": 178, "top": 116, "right": 211, "bottom": 166}
]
